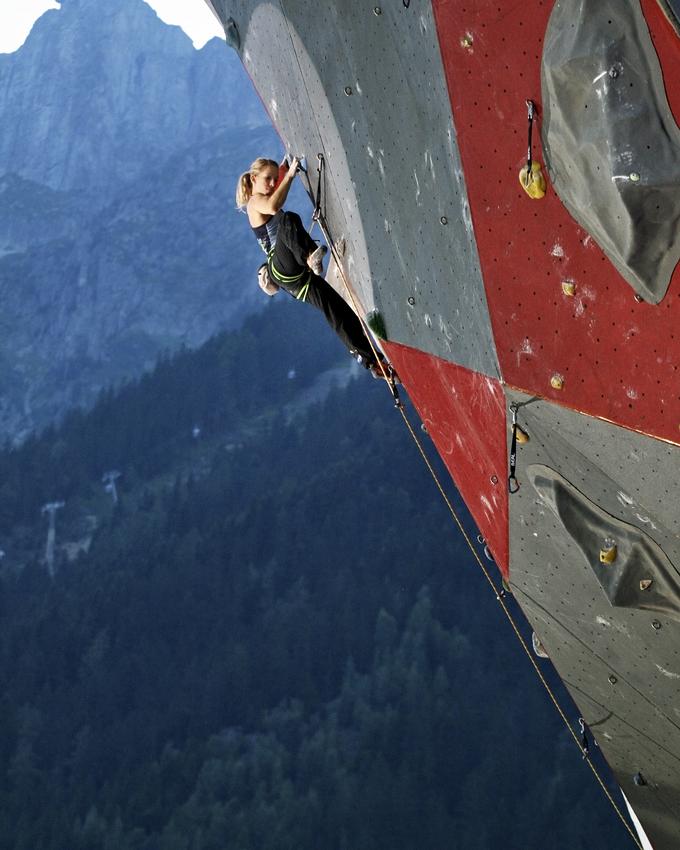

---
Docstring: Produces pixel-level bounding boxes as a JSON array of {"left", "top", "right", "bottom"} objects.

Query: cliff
[{"left": 0, "top": 0, "right": 278, "bottom": 440}]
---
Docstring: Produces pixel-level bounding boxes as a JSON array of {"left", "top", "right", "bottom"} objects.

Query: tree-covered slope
[{"left": 0, "top": 301, "right": 632, "bottom": 849}]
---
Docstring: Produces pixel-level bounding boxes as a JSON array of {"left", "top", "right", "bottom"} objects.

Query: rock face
[
  {"left": 0, "top": 0, "right": 280, "bottom": 441},
  {"left": 0, "top": 0, "right": 265, "bottom": 195}
]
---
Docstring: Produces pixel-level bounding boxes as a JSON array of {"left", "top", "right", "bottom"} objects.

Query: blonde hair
[{"left": 235, "top": 157, "right": 279, "bottom": 208}]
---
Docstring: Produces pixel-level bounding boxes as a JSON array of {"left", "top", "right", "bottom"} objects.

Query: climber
[{"left": 235, "top": 156, "right": 387, "bottom": 377}]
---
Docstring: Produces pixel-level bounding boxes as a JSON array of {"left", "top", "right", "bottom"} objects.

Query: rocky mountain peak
[
  {"left": 0, "top": 0, "right": 259, "bottom": 196},
  {"left": 0, "top": 0, "right": 276, "bottom": 441}
]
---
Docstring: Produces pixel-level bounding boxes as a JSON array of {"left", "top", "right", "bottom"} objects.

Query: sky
[{"left": 0, "top": 0, "right": 225, "bottom": 53}]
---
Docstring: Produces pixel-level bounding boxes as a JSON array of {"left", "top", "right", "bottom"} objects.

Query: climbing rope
[
  {"left": 390, "top": 403, "right": 643, "bottom": 850},
  {"left": 298, "top": 158, "right": 399, "bottom": 396},
  {"left": 295, "top": 155, "right": 643, "bottom": 847}
]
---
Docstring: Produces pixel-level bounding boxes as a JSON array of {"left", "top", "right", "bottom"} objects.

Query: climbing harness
[{"left": 267, "top": 247, "right": 311, "bottom": 301}]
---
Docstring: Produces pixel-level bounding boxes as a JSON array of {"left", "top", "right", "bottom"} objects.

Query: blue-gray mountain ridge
[{"left": 0, "top": 0, "right": 278, "bottom": 441}]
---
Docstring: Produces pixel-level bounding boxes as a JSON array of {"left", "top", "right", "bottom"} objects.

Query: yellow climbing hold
[
  {"left": 550, "top": 374, "right": 564, "bottom": 390},
  {"left": 519, "top": 161, "right": 547, "bottom": 199},
  {"left": 515, "top": 425, "right": 530, "bottom": 444},
  {"left": 561, "top": 280, "right": 576, "bottom": 297},
  {"left": 599, "top": 543, "right": 618, "bottom": 565}
]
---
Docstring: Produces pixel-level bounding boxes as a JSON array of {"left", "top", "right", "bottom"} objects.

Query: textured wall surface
[
  {"left": 209, "top": 1, "right": 680, "bottom": 844},
  {"left": 432, "top": 0, "right": 680, "bottom": 446},
  {"left": 220, "top": 0, "right": 499, "bottom": 378},
  {"left": 506, "top": 389, "right": 680, "bottom": 850},
  {"left": 542, "top": 0, "right": 680, "bottom": 303}
]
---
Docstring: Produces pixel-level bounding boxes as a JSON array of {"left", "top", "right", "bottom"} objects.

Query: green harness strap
[{"left": 267, "top": 251, "right": 311, "bottom": 302}]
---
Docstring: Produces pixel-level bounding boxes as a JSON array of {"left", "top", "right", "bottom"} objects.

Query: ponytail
[
  {"left": 235, "top": 157, "right": 279, "bottom": 209},
  {"left": 235, "top": 171, "right": 252, "bottom": 209}
]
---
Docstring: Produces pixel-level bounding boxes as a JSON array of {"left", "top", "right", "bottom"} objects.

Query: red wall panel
[
  {"left": 383, "top": 341, "right": 510, "bottom": 575},
  {"left": 432, "top": 0, "right": 680, "bottom": 446}
]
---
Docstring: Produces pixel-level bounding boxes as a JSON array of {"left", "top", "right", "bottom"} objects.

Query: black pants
[{"left": 269, "top": 212, "right": 376, "bottom": 364}]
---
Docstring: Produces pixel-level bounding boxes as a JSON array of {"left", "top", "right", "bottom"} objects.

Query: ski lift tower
[
  {"left": 102, "top": 470, "right": 121, "bottom": 504},
  {"left": 41, "top": 500, "right": 65, "bottom": 578}
]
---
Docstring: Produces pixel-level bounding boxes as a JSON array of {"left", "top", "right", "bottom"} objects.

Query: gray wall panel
[
  {"left": 211, "top": 0, "right": 499, "bottom": 377},
  {"left": 506, "top": 390, "right": 680, "bottom": 849},
  {"left": 542, "top": 0, "right": 680, "bottom": 304}
]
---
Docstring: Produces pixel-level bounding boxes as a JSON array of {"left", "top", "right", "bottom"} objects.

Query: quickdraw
[
  {"left": 525, "top": 99, "right": 535, "bottom": 183},
  {"left": 519, "top": 100, "right": 546, "bottom": 199},
  {"left": 508, "top": 404, "right": 520, "bottom": 494},
  {"left": 579, "top": 717, "right": 590, "bottom": 759}
]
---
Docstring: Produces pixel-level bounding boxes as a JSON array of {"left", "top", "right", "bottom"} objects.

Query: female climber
[{"left": 235, "top": 156, "right": 386, "bottom": 376}]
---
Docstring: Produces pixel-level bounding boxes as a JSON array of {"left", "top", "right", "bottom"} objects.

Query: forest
[{"left": 0, "top": 299, "right": 632, "bottom": 848}]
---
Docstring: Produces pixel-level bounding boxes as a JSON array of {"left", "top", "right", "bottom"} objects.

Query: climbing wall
[
  {"left": 432, "top": 0, "right": 680, "bottom": 446},
  {"left": 427, "top": 2, "right": 680, "bottom": 843},
  {"left": 214, "top": 0, "right": 499, "bottom": 378},
  {"left": 541, "top": 0, "right": 680, "bottom": 304},
  {"left": 506, "top": 390, "right": 680, "bottom": 849},
  {"left": 203, "top": 0, "right": 680, "bottom": 844},
  {"left": 206, "top": 0, "right": 509, "bottom": 566},
  {"left": 383, "top": 342, "right": 508, "bottom": 570}
]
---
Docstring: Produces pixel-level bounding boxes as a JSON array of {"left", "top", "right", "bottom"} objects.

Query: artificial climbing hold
[
  {"left": 515, "top": 425, "right": 530, "bottom": 444},
  {"left": 224, "top": 18, "right": 240, "bottom": 51},
  {"left": 366, "top": 310, "right": 388, "bottom": 340},
  {"left": 550, "top": 374, "right": 564, "bottom": 390},
  {"left": 561, "top": 280, "right": 576, "bottom": 297},
  {"left": 599, "top": 540, "right": 618, "bottom": 564},
  {"left": 532, "top": 632, "right": 549, "bottom": 658},
  {"left": 520, "top": 161, "right": 547, "bottom": 199}
]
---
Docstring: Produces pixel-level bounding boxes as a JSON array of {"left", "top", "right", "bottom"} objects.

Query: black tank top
[{"left": 251, "top": 209, "right": 282, "bottom": 254}]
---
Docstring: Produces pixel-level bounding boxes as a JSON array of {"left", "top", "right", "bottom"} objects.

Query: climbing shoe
[
  {"left": 369, "top": 359, "right": 400, "bottom": 383},
  {"left": 307, "top": 244, "right": 328, "bottom": 276}
]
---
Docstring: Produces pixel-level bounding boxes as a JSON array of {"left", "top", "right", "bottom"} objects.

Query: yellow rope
[{"left": 307, "top": 191, "right": 642, "bottom": 849}]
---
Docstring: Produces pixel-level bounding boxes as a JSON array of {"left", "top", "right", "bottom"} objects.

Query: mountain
[
  {"left": 0, "top": 0, "right": 265, "bottom": 196},
  {"left": 0, "top": 0, "right": 280, "bottom": 441}
]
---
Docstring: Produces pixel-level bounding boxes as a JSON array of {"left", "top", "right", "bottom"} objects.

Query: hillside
[{"left": 0, "top": 300, "right": 632, "bottom": 849}]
